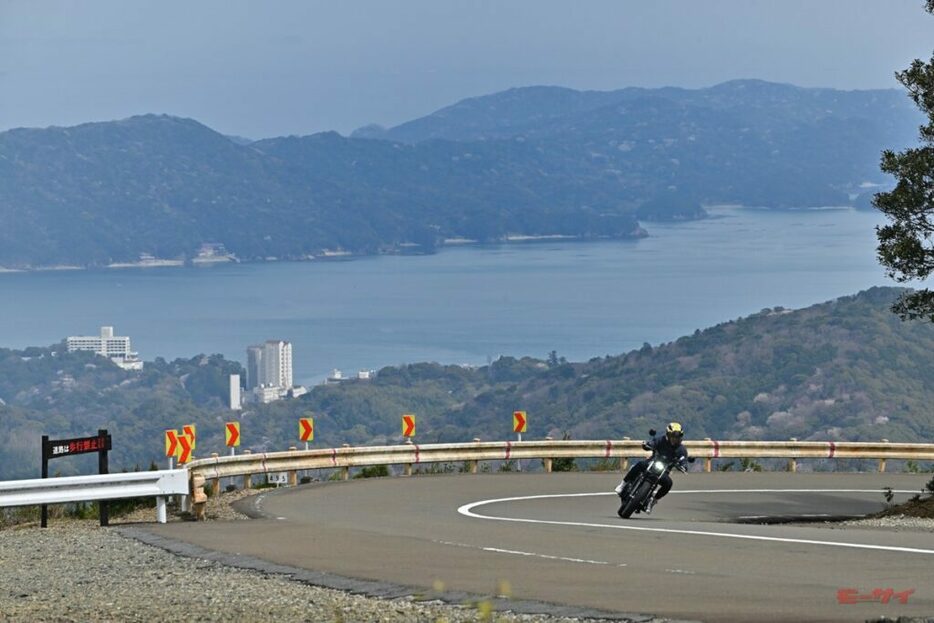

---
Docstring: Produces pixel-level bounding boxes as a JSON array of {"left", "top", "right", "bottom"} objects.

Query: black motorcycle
[{"left": 616, "top": 430, "right": 694, "bottom": 518}]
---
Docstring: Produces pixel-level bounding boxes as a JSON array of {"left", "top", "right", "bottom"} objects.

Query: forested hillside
[{"left": 1, "top": 288, "right": 930, "bottom": 479}]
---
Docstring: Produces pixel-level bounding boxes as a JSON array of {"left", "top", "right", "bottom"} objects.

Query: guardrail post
[
  {"left": 156, "top": 496, "right": 167, "bottom": 523},
  {"left": 788, "top": 439, "right": 797, "bottom": 473},
  {"left": 209, "top": 452, "right": 220, "bottom": 497},
  {"left": 879, "top": 439, "right": 888, "bottom": 473},
  {"left": 192, "top": 473, "right": 207, "bottom": 521},
  {"left": 341, "top": 444, "right": 351, "bottom": 480},
  {"left": 403, "top": 440, "right": 413, "bottom": 477},
  {"left": 469, "top": 438, "right": 481, "bottom": 474},
  {"left": 543, "top": 436, "right": 553, "bottom": 473},
  {"left": 288, "top": 447, "right": 298, "bottom": 486},
  {"left": 621, "top": 437, "right": 630, "bottom": 471},
  {"left": 243, "top": 450, "right": 252, "bottom": 489},
  {"left": 704, "top": 438, "right": 713, "bottom": 472}
]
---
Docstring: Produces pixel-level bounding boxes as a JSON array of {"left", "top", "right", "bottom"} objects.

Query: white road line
[
  {"left": 459, "top": 489, "right": 919, "bottom": 499},
  {"left": 673, "top": 489, "right": 920, "bottom": 495},
  {"left": 434, "top": 539, "right": 625, "bottom": 566},
  {"left": 457, "top": 491, "right": 934, "bottom": 556}
]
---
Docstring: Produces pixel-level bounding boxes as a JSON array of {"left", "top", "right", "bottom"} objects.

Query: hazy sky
[{"left": 2, "top": 1, "right": 934, "bottom": 138}]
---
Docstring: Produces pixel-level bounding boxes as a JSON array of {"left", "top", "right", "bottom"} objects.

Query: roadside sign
[
  {"left": 267, "top": 472, "right": 288, "bottom": 486},
  {"left": 41, "top": 429, "right": 112, "bottom": 528},
  {"left": 299, "top": 417, "right": 314, "bottom": 442},
  {"left": 225, "top": 422, "right": 240, "bottom": 447},
  {"left": 47, "top": 433, "right": 112, "bottom": 458},
  {"left": 177, "top": 433, "right": 193, "bottom": 464},
  {"left": 165, "top": 430, "right": 180, "bottom": 457},
  {"left": 513, "top": 411, "right": 527, "bottom": 434},
  {"left": 183, "top": 424, "right": 196, "bottom": 450},
  {"left": 402, "top": 414, "right": 416, "bottom": 437}
]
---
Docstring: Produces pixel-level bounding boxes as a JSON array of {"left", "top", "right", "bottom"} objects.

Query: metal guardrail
[
  {"left": 6, "top": 440, "right": 930, "bottom": 524},
  {"left": 185, "top": 438, "right": 934, "bottom": 519},
  {"left": 187, "top": 438, "right": 934, "bottom": 479},
  {"left": 0, "top": 469, "right": 189, "bottom": 524}
]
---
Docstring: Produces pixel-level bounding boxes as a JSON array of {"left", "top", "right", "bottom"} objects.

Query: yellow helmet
[{"left": 666, "top": 422, "right": 684, "bottom": 446}]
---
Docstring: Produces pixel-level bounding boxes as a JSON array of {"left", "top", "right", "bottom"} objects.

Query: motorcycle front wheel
[{"left": 619, "top": 481, "right": 652, "bottom": 518}]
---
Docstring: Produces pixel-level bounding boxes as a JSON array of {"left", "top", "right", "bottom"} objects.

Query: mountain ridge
[{"left": 0, "top": 79, "right": 920, "bottom": 268}]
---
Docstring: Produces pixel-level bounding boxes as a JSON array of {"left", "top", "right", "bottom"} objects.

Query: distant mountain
[
  {"left": 368, "top": 80, "right": 918, "bottom": 146},
  {"left": 0, "top": 116, "right": 642, "bottom": 268},
  {"left": 0, "top": 80, "right": 921, "bottom": 268},
  {"left": 361, "top": 80, "right": 920, "bottom": 209}
]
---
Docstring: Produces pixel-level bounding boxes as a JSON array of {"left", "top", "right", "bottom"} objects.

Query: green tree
[{"left": 875, "top": 0, "right": 934, "bottom": 322}]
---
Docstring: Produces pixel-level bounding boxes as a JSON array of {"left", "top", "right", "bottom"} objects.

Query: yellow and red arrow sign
[
  {"left": 164, "top": 430, "right": 180, "bottom": 457},
  {"left": 299, "top": 417, "right": 314, "bottom": 442},
  {"left": 225, "top": 422, "right": 240, "bottom": 447},
  {"left": 402, "top": 414, "right": 416, "bottom": 437},
  {"left": 513, "top": 411, "right": 527, "bottom": 434},
  {"left": 183, "top": 424, "right": 196, "bottom": 450},
  {"left": 177, "top": 433, "right": 193, "bottom": 464}
]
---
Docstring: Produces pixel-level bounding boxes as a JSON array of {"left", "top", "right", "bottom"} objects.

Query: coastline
[
  {"left": 0, "top": 230, "right": 651, "bottom": 275},
  {"left": 0, "top": 205, "right": 862, "bottom": 275}
]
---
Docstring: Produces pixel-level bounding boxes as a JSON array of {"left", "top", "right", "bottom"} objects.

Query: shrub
[{"left": 354, "top": 465, "right": 390, "bottom": 479}]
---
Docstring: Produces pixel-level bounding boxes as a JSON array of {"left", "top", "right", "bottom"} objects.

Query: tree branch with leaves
[{"left": 874, "top": 0, "right": 934, "bottom": 322}]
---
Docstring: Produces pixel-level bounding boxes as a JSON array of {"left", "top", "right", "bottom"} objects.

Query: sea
[{"left": 0, "top": 207, "right": 897, "bottom": 386}]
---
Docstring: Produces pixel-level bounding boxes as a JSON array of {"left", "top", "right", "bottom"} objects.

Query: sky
[{"left": 2, "top": 0, "right": 934, "bottom": 139}]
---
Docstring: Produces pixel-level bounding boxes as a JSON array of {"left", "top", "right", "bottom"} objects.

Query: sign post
[
  {"left": 513, "top": 411, "right": 527, "bottom": 472},
  {"left": 225, "top": 421, "right": 240, "bottom": 457},
  {"left": 40, "top": 429, "right": 112, "bottom": 527},
  {"left": 402, "top": 414, "right": 416, "bottom": 439},
  {"left": 165, "top": 430, "right": 180, "bottom": 470},
  {"left": 299, "top": 417, "right": 314, "bottom": 450}
]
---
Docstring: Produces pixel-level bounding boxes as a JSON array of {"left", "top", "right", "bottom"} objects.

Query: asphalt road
[{"left": 146, "top": 472, "right": 934, "bottom": 622}]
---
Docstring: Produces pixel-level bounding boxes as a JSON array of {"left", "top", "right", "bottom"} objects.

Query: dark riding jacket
[{"left": 645, "top": 434, "right": 689, "bottom": 465}]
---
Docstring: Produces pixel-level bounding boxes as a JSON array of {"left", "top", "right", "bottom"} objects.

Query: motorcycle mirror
[
  {"left": 648, "top": 429, "right": 656, "bottom": 437},
  {"left": 688, "top": 457, "right": 696, "bottom": 463}
]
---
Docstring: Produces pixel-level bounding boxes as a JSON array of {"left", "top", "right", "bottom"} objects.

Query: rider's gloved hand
[{"left": 641, "top": 441, "right": 652, "bottom": 451}]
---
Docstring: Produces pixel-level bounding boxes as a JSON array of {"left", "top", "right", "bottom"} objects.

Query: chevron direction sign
[
  {"left": 165, "top": 430, "right": 180, "bottom": 457},
  {"left": 225, "top": 422, "right": 240, "bottom": 447},
  {"left": 177, "top": 433, "right": 193, "bottom": 464},
  {"left": 299, "top": 417, "right": 314, "bottom": 442},
  {"left": 513, "top": 410, "right": 527, "bottom": 434},
  {"left": 183, "top": 424, "right": 196, "bottom": 450},
  {"left": 402, "top": 414, "right": 416, "bottom": 437}
]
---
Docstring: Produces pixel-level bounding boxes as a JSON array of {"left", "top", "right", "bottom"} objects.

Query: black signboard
[
  {"left": 46, "top": 434, "right": 112, "bottom": 458},
  {"left": 41, "top": 429, "right": 111, "bottom": 528}
]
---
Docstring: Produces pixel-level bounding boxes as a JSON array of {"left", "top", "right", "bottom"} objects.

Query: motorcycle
[{"left": 615, "top": 429, "right": 695, "bottom": 518}]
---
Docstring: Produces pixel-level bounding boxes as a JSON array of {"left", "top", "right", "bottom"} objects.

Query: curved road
[{"left": 143, "top": 472, "right": 933, "bottom": 622}]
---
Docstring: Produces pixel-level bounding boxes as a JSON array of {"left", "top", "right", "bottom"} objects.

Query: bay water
[{"left": 0, "top": 207, "right": 894, "bottom": 385}]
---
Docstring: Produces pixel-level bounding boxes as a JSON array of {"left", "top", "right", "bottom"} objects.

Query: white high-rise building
[
  {"left": 229, "top": 374, "right": 242, "bottom": 410},
  {"left": 66, "top": 326, "right": 143, "bottom": 370},
  {"left": 245, "top": 340, "right": 294, "bottom": 402},
  {"left": 262, "top": 340, "right": 293, "bottom": 389},
  {"left": 246, "top": 345, "right": 264, "bottom": 390}
]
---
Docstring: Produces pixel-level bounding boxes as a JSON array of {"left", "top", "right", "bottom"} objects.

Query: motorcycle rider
[{"left": 616, "top": 422, "right": 688, "bottom": 516}]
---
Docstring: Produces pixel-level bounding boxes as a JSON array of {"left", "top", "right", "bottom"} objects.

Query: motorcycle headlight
[{"left": 649, "top": 460, "right": 666, "bottom": 474}]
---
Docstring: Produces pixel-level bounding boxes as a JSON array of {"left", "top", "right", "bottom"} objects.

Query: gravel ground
[
  {"left": 822, "top": 514, "right": 934, "bottom": 532},
  {"left": 0, "top": 492, "right": 661, "bottom": 623}
]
